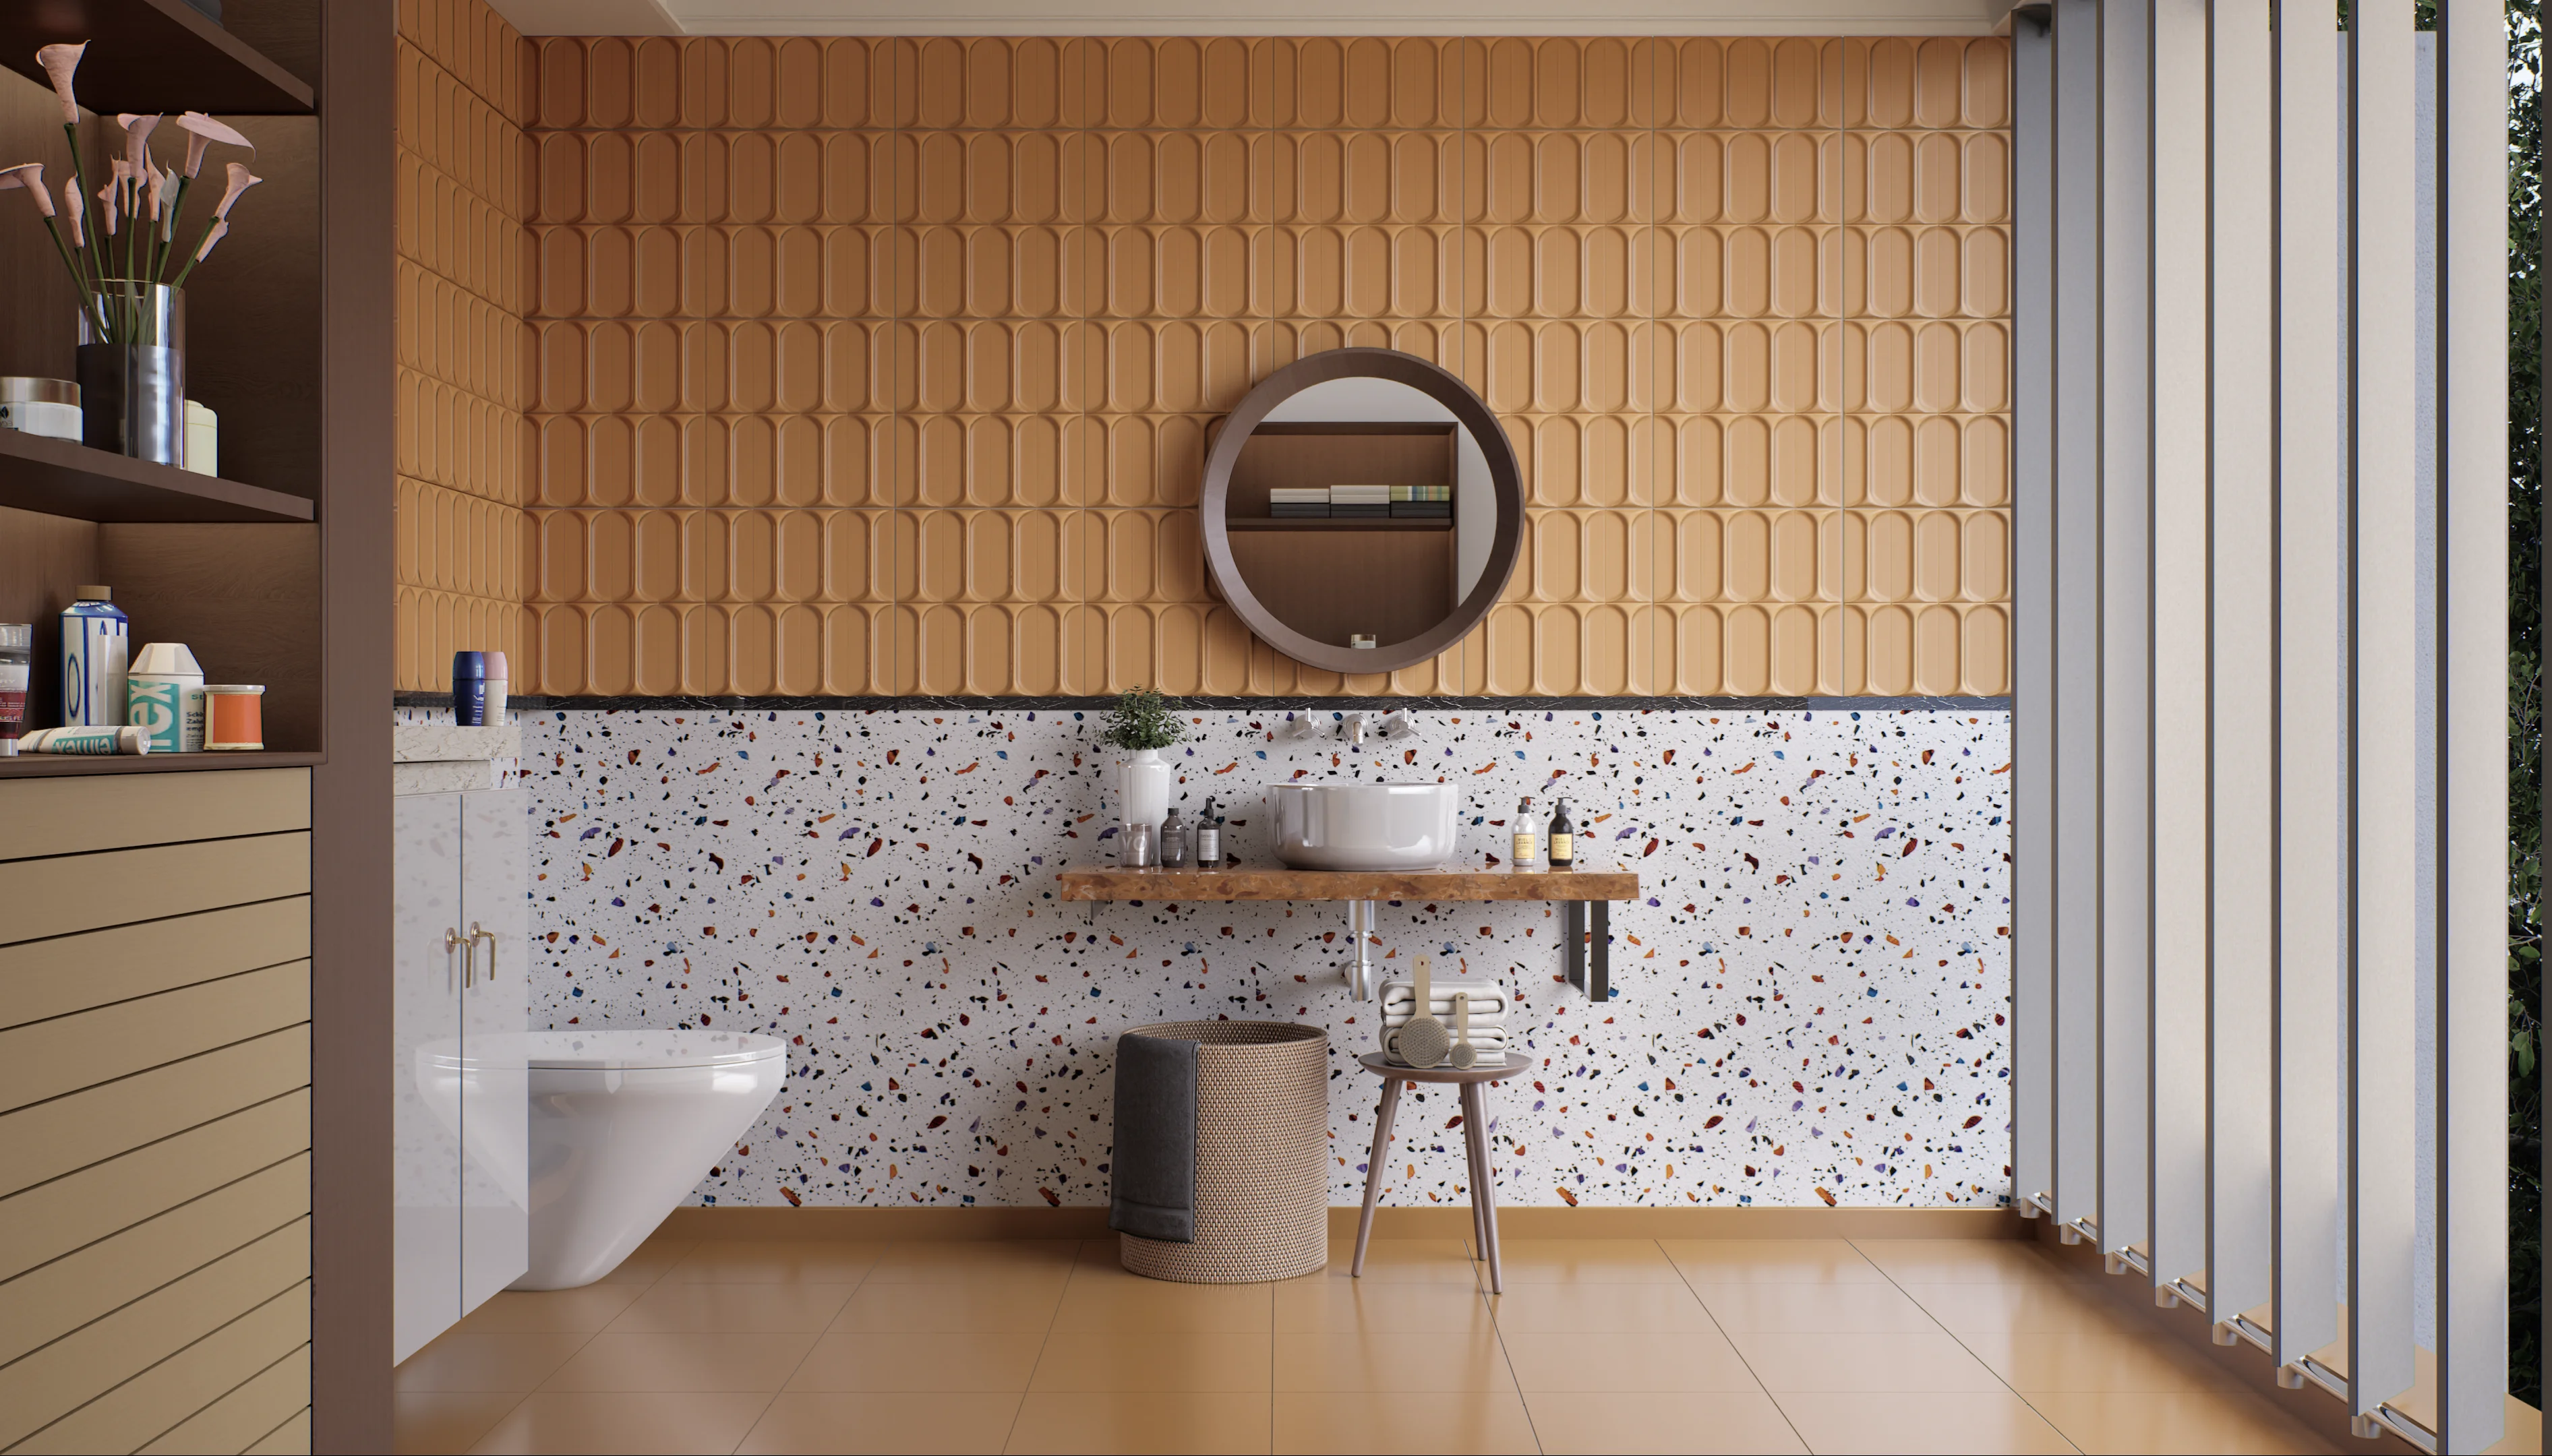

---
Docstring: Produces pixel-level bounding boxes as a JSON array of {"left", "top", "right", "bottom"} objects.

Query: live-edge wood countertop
[{"left": 1057, "top": 867, "right": 1638, "bottom": 902}]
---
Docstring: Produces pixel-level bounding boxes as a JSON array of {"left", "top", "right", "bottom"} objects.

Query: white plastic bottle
[{"left": 1511, "top": 795, "right": 1541, "bottom": 871}]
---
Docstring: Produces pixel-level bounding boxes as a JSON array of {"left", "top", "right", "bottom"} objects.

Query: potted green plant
[{"left": 1102, "top": 687, "right": 1182, "bottom": 830}]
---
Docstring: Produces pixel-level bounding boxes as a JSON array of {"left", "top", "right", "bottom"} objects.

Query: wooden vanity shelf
[
  {"left": 1057, "top": 868, "right": 1634, "bottom": 902},
  {"left": 1059, "top": 867, "right": 1638, "bottom": 1001}
]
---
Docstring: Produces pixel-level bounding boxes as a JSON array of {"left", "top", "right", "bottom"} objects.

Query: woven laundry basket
[{"left": 1117, "top": 1021, "right": 1330, "bottom": 1283}]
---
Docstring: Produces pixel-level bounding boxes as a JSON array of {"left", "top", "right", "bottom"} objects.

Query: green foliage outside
[{"left": 2509, "top": 0, "right": 2544, "bottom": 1412}]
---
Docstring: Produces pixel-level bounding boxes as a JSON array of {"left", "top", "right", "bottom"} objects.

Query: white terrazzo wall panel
[{"left": 519, "top": 706, "right": 2013, "bottom": 1210}]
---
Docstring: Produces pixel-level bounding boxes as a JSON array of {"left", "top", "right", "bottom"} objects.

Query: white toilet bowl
[{"left": 485, "top": 1030, "right": 787, "bottom": 1290}]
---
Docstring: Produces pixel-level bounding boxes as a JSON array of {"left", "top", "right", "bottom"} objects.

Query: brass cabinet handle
[
  {"left": 444, "top": 927, "right": 473, "bottom": 990},
  {"left": 469, "top": 923, "right": 496, "bottom": 981}
]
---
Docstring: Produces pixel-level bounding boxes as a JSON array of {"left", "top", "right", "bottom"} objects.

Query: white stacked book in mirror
[{"left": 1328, "top": 484, "right": 1390, "bottom": 518}]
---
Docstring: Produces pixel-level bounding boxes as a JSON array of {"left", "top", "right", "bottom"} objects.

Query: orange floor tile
[{"left": 393, "top": 1234, "right": 2446, "bottom": 1455}]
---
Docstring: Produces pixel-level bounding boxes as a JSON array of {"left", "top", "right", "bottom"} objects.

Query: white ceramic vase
[{"left": 1119, "top": 747, "right": 1170, "bottom": 829}]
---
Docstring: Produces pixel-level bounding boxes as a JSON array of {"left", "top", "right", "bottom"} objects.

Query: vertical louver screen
[{"left": 2009, "top": 3, "right": 2510, "bottom": 1451}]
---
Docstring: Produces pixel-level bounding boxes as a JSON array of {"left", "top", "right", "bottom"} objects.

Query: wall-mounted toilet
[{"left": 459, "top": 1029, "right": 787, "bottom": 1290}]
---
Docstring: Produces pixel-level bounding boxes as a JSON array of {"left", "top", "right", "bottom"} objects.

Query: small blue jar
[{"left": 452, "top": 650, "right": 490, "bottom": 726}]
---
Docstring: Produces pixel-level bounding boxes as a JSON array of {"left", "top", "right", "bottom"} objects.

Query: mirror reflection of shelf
[
  {"left": 1224, "top": 419, "right": 1458, "bottom": 649},
  {"left": 1199, "top": 349, "right": 1524, "bottom": 673}
]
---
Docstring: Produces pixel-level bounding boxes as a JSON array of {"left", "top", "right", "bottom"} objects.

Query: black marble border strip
[{"left": 395, "top": 692, "right": 2011, "bottom": 713}]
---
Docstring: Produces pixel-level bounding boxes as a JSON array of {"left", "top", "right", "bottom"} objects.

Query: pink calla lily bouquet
[{"left": 2, "top": 42, "right": 261, "bottom": 345}]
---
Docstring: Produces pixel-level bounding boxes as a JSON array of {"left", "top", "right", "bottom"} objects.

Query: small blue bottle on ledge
[{"left": 452, "top": 650, "right": 490, "bottom": 726}]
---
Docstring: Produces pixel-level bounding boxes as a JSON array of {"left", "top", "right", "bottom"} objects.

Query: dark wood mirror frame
[{"left": 1199, "top": 348, "right": 1524, "bottom": 675}]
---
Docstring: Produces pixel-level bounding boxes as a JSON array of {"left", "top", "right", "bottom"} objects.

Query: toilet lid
[{"left": 426, "top": 1030, "right": 787, "bottom": 1071}]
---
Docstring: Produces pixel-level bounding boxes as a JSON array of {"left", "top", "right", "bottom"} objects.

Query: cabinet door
[
  {"left": 392, "top": 791, "right": 463, "bottom": 1366},
  {"left": 458, "top": 788, "right": 530, "bottom": 1312}
]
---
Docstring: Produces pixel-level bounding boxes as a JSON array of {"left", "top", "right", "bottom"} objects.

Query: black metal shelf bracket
[{"left": 1562, "top": 898, "right": 1611, "bottom": 1002}]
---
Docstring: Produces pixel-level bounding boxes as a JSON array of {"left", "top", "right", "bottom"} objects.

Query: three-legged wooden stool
[{"left": 1351, "top": 1051, "right": 1531, "bottom": 1294}]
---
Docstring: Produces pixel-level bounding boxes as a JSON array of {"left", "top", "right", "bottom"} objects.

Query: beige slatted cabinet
[{"left": 0, "top": 770, "right": 313, "bottom": 1455}]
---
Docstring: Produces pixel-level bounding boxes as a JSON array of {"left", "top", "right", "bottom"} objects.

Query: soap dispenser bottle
[
  {"left": 1511, "top": 795, "right": 1541, "bottom": 872},
  {"left": 1195, "top": 797, "right": 1222, "bottom": 867},
  {"left": 1158, "top": 804, "right": 1192, "bottom": 868},
  {"left": 1547, "top": 797, "right": 1576, "bottom": 872}
]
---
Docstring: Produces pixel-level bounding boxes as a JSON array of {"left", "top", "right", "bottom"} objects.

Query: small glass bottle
[
  {"left": 1158, "top": 805, "right": 1192, "bottom": 868},
  {"left": 1510, "top": 795, "right": 1540, "bottom": 872},
  {"left": 1195, "top": 797, "right": 1223, "bottom": 867},
  {"left": 1121, "top": 820, "right": 1156, "bottom": 868},
  {"left": 1547, "top": 797, "right": 1576, "bottom": 872}
]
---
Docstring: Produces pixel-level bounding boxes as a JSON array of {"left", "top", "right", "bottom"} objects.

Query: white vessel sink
[{"left": 1268, "top": 783, "right": 1460, "bottom": 871}]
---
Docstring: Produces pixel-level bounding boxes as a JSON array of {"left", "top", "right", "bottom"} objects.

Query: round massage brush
[
  {"left": 1394, "top": 955, "right": 1450, "bottom": 1068},
  {"left": 1448, "top": 992, "right": 1479, "bottom": 1070}
]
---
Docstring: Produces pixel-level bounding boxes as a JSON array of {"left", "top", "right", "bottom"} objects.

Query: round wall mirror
[{"left": 1199, "top": 349, "right": 1525, "bottom": 675}]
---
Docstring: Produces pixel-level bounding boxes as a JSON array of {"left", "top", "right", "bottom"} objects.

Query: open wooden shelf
[
  {"left": 0, "top": 0, "right": 314, "bottom": 115},
  {"left": 0, "top": 429, "right": 314, "bottom": 523},
  {"left": 0, "top": 750, "right": 322, "bottom": 778},
  {"left": 1059, "top": 866, "right": 1638, "bottom": 903},
  {"left": 1231, "top": 516, "right": 1452, "bottom": 531}
]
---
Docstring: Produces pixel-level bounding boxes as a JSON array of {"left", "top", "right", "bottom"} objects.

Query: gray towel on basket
[{"left": 1108, "top": 1032, "right": 1197, "bottom": 1242}]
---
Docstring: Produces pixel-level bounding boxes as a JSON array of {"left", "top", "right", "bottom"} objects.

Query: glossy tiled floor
[{"left": 393, "top": 1234, "right": 2359, "bottom": 1455}]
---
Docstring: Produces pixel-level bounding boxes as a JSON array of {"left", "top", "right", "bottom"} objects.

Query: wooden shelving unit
[
  {"left": 0, "top": 0, "right": 314, "bottom": 115},
  {"left": 0, "top": 2, "right": 326, "bottom": 750},
  {"left": 0, "top": 429, "right": 314, "bottom": 523},
  {"left": 0, "top": 4, "right": 388, "bottom": 1442}
]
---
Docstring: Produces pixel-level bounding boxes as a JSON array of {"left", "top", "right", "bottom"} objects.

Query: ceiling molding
[{"left": 654, "top": 0, "right": 2021, "bottom": 36}]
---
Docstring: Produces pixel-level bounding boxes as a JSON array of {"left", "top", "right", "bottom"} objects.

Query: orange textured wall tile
[
  {"left": 395, "top": 0, "right": 537, "bottom": 690},
  {"left": 492, "top": 34, "right": 2009, "bottom": 697}
]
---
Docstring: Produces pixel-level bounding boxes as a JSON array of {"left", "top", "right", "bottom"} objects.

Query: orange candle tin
[{"left": 202, "top": 684, "right": 264, "bottom": 750}]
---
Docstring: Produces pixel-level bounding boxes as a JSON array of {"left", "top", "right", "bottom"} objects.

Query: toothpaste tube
[{"left": 19, "top": 725, "right": 150, "bottom": 755}]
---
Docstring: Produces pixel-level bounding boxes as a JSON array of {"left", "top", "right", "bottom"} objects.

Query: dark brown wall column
[{"left": 313, "top": 1, "right": 396, "bottom": 1448}]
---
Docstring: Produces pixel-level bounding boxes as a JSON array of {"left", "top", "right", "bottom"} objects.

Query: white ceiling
[{"left": 488, "top": 0, "right": 2019, "bottom": 36}]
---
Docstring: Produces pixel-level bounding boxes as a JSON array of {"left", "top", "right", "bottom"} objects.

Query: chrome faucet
[{"left": 1343, "top": 713, "right": 1367, "bottom": 746}]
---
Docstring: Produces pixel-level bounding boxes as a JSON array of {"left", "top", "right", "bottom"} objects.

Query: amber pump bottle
[{"left": 1547, "top": 797, "right": 1576, "bottom": 871}]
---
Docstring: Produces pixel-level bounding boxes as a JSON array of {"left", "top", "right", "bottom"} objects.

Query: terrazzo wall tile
[{"left": 522, "top": 704, "right": 2012, "bottom": 1209}]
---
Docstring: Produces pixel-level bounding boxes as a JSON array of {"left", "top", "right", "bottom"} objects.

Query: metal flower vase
[{"left": 78, "top": 281, "right": 184, "bottom": 465}]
